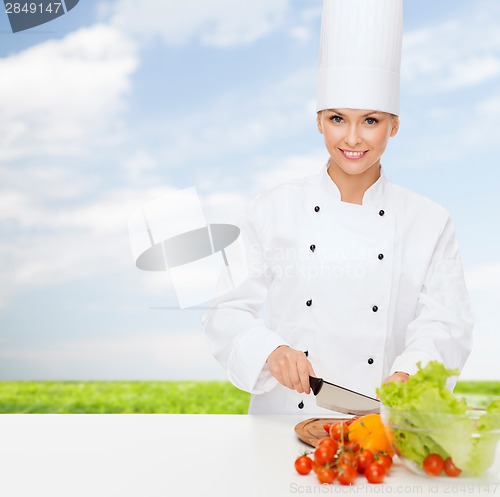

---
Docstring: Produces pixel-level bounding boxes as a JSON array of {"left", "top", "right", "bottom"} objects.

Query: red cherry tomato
[
  {"left": 346, "top": 416, "right": 360, "bottom": 425},
  {"left": 318, "top": 437, "right": 338, "bottom": 452},
  {"left": 444, "top": 457, "right": 462, "bottom": 477},
  {"left": 365, "top": 462, "right": 386, "bottom": 484},
  {"left": 345, "top": 440, "right": 360, "bottom": 454},
  {"left": 337, "top": 463, "right": 357, "bottom": 485},
  {"left": 423, "top": 453, "right": 444, "bottom": 476},
  {"left": 323, "top": 423, "right": 332, "bottom": 433},
  {"left": 295, "top": 455, "right": 313, "bottom": 475},
  {"left": 374, "top": 453, "right": 393, "bottom": 472},
  {"left": 330, "top": 422, "right": 349, "bottom": 442},
  {"left": 338, "top": 451, "right": 358, "bottom": 471},
  {"left": 317, "top": 466, "right": 336, "bottom": 485},
  {"left": 314, "top": 444, "right": 335, "bottom": 466},
  {"left": 356, "top": 449, "right": 375, "bottom": 473}
]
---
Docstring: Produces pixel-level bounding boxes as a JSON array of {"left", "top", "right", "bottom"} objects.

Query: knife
[{"left": 309, "top": 376, "right": 380, "bottom": 415}]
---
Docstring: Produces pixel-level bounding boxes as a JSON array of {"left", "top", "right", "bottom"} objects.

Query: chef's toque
[{"left": 316, "top": 0, "right": 403, "bottom": 115}]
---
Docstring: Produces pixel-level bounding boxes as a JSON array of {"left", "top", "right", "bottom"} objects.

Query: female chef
[{"left": 203, "top": 0, "right": 473, "bottom": 414}]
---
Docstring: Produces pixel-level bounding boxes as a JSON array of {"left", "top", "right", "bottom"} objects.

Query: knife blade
[{"left": 309, "top": 376, "right": 380, "bottom": 415}]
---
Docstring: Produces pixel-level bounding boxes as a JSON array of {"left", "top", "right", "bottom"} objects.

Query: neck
[{"left": 327, "top": 161, "right": 381, "bottom": 204}]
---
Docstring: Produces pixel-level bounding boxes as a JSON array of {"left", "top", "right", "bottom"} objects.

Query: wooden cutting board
[{"left": 294, "top": 417, "right": 352, "bottom": 447}]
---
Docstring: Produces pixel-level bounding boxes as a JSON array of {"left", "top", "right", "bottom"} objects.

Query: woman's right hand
[{"left": 266, "top": 345, "right": 316, "bottom": 394}]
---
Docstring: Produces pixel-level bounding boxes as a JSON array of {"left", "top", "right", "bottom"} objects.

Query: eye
[
  {"left": 365, "top": 117, "right": 379, "bottom": 125},
  {"left": 330, "top": 115, "right": 343, "bottom": 123}
]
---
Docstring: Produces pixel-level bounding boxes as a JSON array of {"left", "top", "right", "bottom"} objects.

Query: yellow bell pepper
[{"left": 347, "top": 414, "right": 394, "bottom": 456}]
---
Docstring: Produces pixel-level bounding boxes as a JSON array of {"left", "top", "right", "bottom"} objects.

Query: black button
[
  {"left": 298, "top": 401, "right": 304, "bottom": 409},
  {"left": 379, "top": 210, "right": 385, "bottom": 216},
  {"left": 368, "top": 358, "right": 374, "bottom": 365},
  {"left": 306, "top": 299, "right": 312, "bottom": 307},
  {"left": 372, "top": 305, "right": 378, "bottom": 312},
  {"left": 314, "top": 206, "right": 320, "bottom": 212},
  {"left": 378, "top": 253, "right": 384, "bottom": 260},
  {"left": 310, "top": 244, "right": 316, "bottom": 252}
]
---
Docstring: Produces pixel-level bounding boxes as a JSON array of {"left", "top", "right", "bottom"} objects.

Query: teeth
[{"left": 343, "top": 150, "right": 365, "bottom": 157}]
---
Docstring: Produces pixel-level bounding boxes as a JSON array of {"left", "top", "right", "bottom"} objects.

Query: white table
[{"left": 0, "top": 415, "right": 498, "bottom": 497}]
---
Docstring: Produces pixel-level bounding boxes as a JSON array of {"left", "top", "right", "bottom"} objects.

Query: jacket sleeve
[
  {"left": 390, "top": 215, "right": 474, "bottom": 386},
  {"left": 202, "top": 196, "right": 288, "bottom": 394}
]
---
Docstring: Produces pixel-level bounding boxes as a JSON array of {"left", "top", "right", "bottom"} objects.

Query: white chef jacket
[{"left": 203, "top": 162, "right": 473, "bottom": 414}]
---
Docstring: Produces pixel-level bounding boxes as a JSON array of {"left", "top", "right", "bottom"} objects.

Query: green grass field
[
  {"left": 0, "top": 380, "right": 498, "bottom": 414},
  {"left": 0, "top": 381, "right": 251, "bottom": 414}
]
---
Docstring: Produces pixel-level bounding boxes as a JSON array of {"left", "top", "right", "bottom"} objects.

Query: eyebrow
[{"left": 329, "top": 109, "right": 382, "bottom": 117}]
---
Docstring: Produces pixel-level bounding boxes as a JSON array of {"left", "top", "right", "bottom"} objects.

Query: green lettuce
[
  {"left": 468, "top": 400, "right": 500, "bottom": 476},
  {"left": 377, "top": 361, "right": 500, "bottom": 476}
]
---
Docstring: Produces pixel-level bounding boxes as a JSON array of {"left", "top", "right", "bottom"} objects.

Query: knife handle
[{"left": 309, "top": 376, "right": 323, "bottom": 396}]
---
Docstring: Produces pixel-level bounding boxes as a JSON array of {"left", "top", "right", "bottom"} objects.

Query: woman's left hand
[{"left": 383, "top": 371, "right": 410, "bottom": 384}]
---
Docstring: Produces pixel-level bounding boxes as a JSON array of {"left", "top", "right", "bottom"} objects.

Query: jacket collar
[{"left": 319, "top": 159, "right": 387, "bottom": 206}]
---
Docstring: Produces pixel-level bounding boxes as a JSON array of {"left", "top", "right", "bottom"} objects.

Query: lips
[{"left": 340, "top": 149, "right": 368, "bottom": 160}]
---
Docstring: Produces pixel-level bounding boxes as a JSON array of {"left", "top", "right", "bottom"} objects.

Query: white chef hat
[{"left": 316, "top": 0, "right": 403, "bottom": 115}]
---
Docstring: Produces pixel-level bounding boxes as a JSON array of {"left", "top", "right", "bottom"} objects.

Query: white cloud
[
  {"left": 285, "top": 4, "right": 322, "bottom": 44},
  {"left": 460, "top": 334, "right": 500, "bottom": 380},
  {"left": 251, "top": 151, "right": 326, "bottom": 192},
  {"left": 459, "top": 89, "right": 500, "bottom": 148},
  {"left": 0, "top": 164, "right": 94, "bottom": 203},
  {"left": 442, "top": 56, "right": 500, "bottom": 90},
  {"left": 458, "top": 261, "right": 500, "bottom": 379},
  {"left": 122, "top": 150, "right": 159, "bottom": 184},
  {"left": 0, "top": 185, "right": 178, "bottom": 308},
  {"left": 460, "top": 288, "right": 500, "bottom": 380},
  {"left": 0, "top": 179, "right": 251, "bottom": 311},
  {"left": 108, "top": 0, "right": 289, "bottom": 48},
  {"left": 477, "top": 92, "right": 500, "bottom": 114},
  {"left": 150, "top": 66, "right": 316, "bottom": 174},
  {"left": 201, "top": 191, "right": 248, "bottom": 226},
  {"left": 0, "top": 330, "right": 224, "bottom": 380},
  {"left": 0, "top": 23, "right": 138, "bottom": 160},
  {"left": 402, "top": 3, "right": 500, "bottom": 93},
  {"left": 299, "top": 5, "right": 322, "bottom": 22},
  {"left": 289, "top": 26, "right": 312, "bottom": 43},
  {"left": 465, "top": 262, "right": 500, "bottom": 291},
  {"left": 0, "top": 56, "right": 321, "bottom": 309},
  {"left": 2, "top": 0, "right": 497, "bottom": 383},
  {"left": 0, "top": 183, "right": 170, "bottom": 234},
  {"left": 197, "top": 151, "right": 327, "bottom": 225}
]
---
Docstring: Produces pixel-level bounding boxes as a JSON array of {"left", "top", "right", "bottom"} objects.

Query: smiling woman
[
  {"left": 0, "top": 0, "right": 495, "bottom": 392},
  {"left": 316, "top": 108, "right": 399, "bottom": 204},
  {"left": 203, "top": 0, "right": 473, "bottom": 415}
]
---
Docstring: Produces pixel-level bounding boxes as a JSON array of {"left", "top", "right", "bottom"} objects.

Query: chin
[
  {"left": 337, "top": 162, "right": 372, "bottom": 176},
  {"left": 334, "top": 156, "right": 379, "bottom": 176}
]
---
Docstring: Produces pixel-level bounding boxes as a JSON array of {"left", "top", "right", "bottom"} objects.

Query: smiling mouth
[{"left": 340, "top": 149, "right": 368, "bottom": 160}]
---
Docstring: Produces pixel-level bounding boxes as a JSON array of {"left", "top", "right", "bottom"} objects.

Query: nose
[{"left": 344, "top": 124, "right": 362, "bottom": 147}]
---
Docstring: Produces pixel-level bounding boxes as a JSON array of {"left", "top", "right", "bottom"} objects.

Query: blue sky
[{"left": 0, "top": 0, "right": 499, "bottom": 381}]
